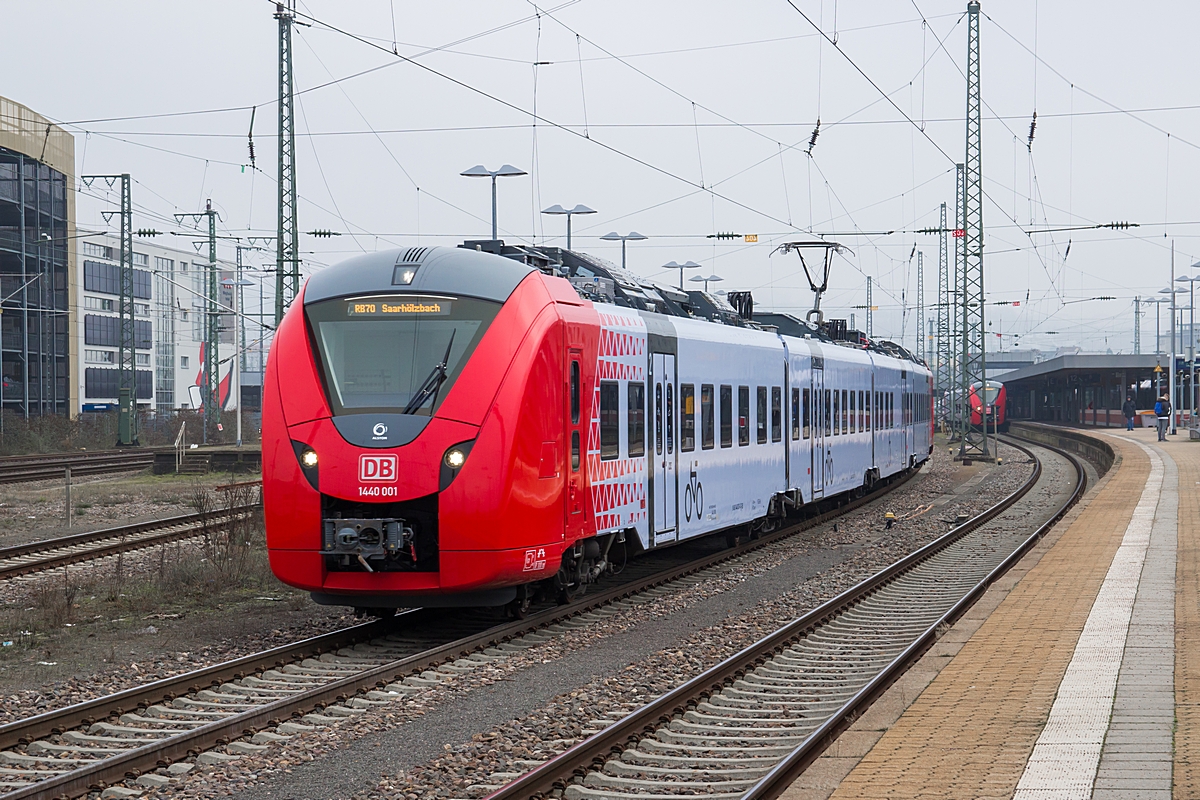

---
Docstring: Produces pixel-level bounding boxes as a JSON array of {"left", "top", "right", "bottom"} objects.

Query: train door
[
  {"left": 811, "top": 365, "right": 826, "bottom": 499},
  {"left": 651, "top": 353, "right": 678, "bottom": 544},
  {"left": 565, "top": 351, "right": 585, "bottom": 541}
]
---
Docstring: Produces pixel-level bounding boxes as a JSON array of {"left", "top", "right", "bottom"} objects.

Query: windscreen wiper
[{"left": 401, "top": 329, "right": 457, "bottom": 416}]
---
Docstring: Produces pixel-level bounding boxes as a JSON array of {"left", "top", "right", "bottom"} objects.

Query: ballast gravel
[{"left": 115, "top": 444, "right": 1044, "bottom": 800}]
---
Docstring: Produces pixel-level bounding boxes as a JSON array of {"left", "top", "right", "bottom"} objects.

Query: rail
[
  {"left": 0, "top": 460, "right": 925, "bottom": 798},
  {"left": 485, "top": 438, "right": 1086, "bottom": 800}
]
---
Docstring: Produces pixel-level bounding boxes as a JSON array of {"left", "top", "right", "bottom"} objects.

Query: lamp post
[
  {"left": 460, "top": 165, "right": 526, "bottom": 240},
  {"left": 221, "top": 277, "right": 255, "bottom": 447},
  {"left": 1177, "top": 273, "right": 1200, "bottom": 423},
  {"left": 541, "top": 204, "right": 596, "bottom": 251},
  {"left": 689, "top": 274, "right": 724, "bottom": 292},
  {"left": 599, "top": 231, "right": 648, "bottom": 270},
  {"left": 663, "top": 260, "right": 702, "bottom": 289}
]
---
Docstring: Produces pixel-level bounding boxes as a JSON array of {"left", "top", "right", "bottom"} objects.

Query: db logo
[
  {"left": 359, "top": 454, "right": 398, "bottom": 482},
  {"left": 522, "top": 548, "right": 547, "bottom": 572}
]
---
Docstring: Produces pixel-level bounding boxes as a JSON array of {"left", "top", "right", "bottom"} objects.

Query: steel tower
[
  {"left": 275, "top": 0, "right": 300, "bottom": 324},
  {"left": 960, "top": 0, "right": 988, "bottom": 458}
]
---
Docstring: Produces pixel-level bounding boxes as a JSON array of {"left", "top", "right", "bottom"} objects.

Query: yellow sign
[
  {"left": 744, "top": 234, "right": 758, "bottom": 243},
  {"left": 347, "top": 298, "right": 451, "bottom": 316},
  {"left": 1154, "top": 365, "right": 1164, "bottom": 373}
]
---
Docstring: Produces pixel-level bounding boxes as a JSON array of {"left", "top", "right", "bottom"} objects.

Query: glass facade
[{"left": 0, "top": 147, "right": 71, "bottom": 416}]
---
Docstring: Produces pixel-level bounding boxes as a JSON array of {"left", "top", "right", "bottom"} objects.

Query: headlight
[
  {"left": 301, "top": 448, "right": 319, "bottom": 468},
  {"left": 444, "top": 448, "right": 466, "bottom": 469}
]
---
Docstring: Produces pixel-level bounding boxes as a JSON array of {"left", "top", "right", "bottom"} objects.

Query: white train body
[{"left": 590, "top": 304, "right": 933, "bottom": 551}]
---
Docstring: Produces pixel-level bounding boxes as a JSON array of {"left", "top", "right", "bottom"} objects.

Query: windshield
[{"left": 306, "top": 294, "right": 501, "bottom": 416}]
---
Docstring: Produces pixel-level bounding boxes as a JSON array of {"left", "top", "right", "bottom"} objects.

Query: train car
[
  {"left": 968, "top": 380, "right": 1008, "bottom": 432},
  {"left": 262, "top": 244, "right": 932, "bottom": 615}
]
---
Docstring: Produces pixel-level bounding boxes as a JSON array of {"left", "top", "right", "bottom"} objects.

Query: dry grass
[{"left": 0, "top": 482, "right": 283, "bottom": 659}]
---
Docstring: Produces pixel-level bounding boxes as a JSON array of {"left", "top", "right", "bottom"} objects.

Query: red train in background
[
  {"left": 262, "top": 243, "right": 932, "bottom": 616},
  {"left": 968, "top": 380, "right": 1008, "bottom": 432}
]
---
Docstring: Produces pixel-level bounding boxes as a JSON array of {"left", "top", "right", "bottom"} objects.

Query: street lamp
[
  {"left": 460, "top": 165, "right": 527, "bottom": 241},
  {"left": 689, "top": 274, "right": 724, "bottom": 292},
  {"left": 663, "top": 260, "right": 702, "bottom": 290},
  {"left": 541, "top": 204, "right": 596, "bottom": 251},
  {"left": 221, "top": 277, "right": 255, "bottom": 447},
  {"left": 599, "top": 231, "right": 648, "bottom": 270}
]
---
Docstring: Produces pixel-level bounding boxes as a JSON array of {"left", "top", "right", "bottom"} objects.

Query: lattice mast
[
  {"left": 1133, "top": 297, "right": 1141, "bottom": 354},
  {"left": 960, "top": 0, "right": 988, "bottom": 458},
  {"left": 175, "top": 202, "right": 221, "bottom": 444},
  {"left": 83, "top": 174, "right": 137, "bottom": 444},
  {"left": 275, "top": 0, "right": 300, "bottom": 324},
  {"left": 916, "top": 251, "right": 925, "bottom": 361},
  {"left": 936, "top": 202, "right": 952, "bottom": 398}
]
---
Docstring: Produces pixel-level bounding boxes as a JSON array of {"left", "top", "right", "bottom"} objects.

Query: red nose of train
[{"left": 262, "top": 245, "right": 585, "bottom": 609}]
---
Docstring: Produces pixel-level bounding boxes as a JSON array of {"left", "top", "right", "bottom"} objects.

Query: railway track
[
  {"left": 0, "top": 451, "right": 157, "bottom": 485},
  {"left": 0, "top": 462, "right": 926, "bottom": 798},
  {"left": 482, "top": 437, "right": 1085, "bottom": 800},
  {"left": 0, "top": 506, "right": 260, "bottom": 581}
]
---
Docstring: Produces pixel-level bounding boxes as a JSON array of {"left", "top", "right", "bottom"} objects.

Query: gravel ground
[
  {"left": 119, "top": 442, "right": 1047, "bottom": 800},
  {"left": 0, "top": 469, "right": 251, "bottom": 550}
]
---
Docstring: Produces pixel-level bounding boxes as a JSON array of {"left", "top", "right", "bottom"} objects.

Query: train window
[
  {"left": 738, "top": 386, "right": 750, "bottom": 446},
  {"left": 802, "top": 388, "right": 811, "bottom": 439},
  {"left": 890, "top": 393, "right": 895, "bottom": 428},
  {"left": 599, "top": 382, "right": 620, "bottom": 460},
  {"left": 571, "top": 430, "right": 580, "bottom": 471},
  {"left": 832, "top": 390, "right": 839, "bottom": 436},
  {"left": 701, "top": 385, "right": 715, "bottom": 450},
  {"left": 666, "top": 383, "right": 675, "bottom": 455},
  {"left": 655, "top": 383, "right": 663, "bottom": 454},
  {"left": 756, "top": 387, "right": 768, "bottom": 444},
  {"left": 680, "top": 384, "right": 696, "bottom": 452},
  {"left": 842, "top": 390, "right": 849, "bottom": 435},
  {"left": 628, "top": 382, "right": 645, "bottom": 457},
  {"left": 771, "top": 387, "right": 782, "bottom": 442},
  {"left": 865, "top": 391, "right": 871, "bottom": 431},
  {"left": 849, "top": 391, "right": 856, "bottom": 434},
  {"left": 791, "top": 388, "right": 800, "bottom": 440},
  {"left": 858, "top": 391, "right": 865, "bottom": 432},
  {"left": 720, "top": 385, "right": 733, "bottom": 448},
  {"left": 824, "top": 389, "right": 832, "bottom": 436},
  {"left": 570, "top": 361, "right": 581, "bottom": 425}
]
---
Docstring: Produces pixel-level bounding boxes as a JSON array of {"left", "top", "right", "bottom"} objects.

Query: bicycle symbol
[{"left": 683, "top": 466, "right": 704, "bottom": 522}]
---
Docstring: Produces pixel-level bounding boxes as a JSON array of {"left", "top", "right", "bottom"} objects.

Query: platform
[{"left": 782, "top": 427, "right": 1194, "bottom": 800}]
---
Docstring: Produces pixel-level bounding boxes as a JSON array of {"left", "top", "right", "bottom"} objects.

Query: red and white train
[{"left": 263, "top": 243, "right": 933, "bottom": 614}]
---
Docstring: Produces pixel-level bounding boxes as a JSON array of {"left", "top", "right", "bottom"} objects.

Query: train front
[{"left": 262, "top": 246, "right": 578, "bottom": 611}]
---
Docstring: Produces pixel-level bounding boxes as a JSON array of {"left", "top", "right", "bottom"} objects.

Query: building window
[
  {"left": 134, "top": 302, "right": 151, "bottom": 316},
  {"left": 135, "top": 353, "right": 151, "bottom": 366},
  {"left": 599, "top": 381, "right": 620, "bottom": 460},
  {"left": 83, "top": 296, "right": 114, "bottom": 311},
  {"left": 180, "top": 355, "right": 189, "bottom": 369},
  {"left": 84, "top": 368, "right": 152, "bottom": 399},
  {"left": 738, "top": 385, "right": 750, "bottom": 446},
  {"left": 627, "top": 382, "right": 645, "bottom": 458},
  {"left": 85, "top": 349, "right": 114, "bottom": 364},
  {"left": 83, "top": 260, "right": 152, "bottom": 299},
  {"left": 155, "top": 257, "right": 174, "bottom": 271},
  {"left": 701, "top": 384, "right": 714, "bottom": 450},
  {"left": 680, "top": 383, "right": 696, "bottom": 452},
  {"left": 720, "top": 385, "right": 732, "bottom": 448},
  {"left": 82, "top": 242, "right": 112, "bottom": 259},
  {"left": 132, "top": 252, "right": 149, "bottom": 267}
]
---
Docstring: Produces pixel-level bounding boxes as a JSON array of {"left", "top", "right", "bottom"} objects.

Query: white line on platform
[{"left": 1012, "top": 438, "right": 1163, "bottom": 800}]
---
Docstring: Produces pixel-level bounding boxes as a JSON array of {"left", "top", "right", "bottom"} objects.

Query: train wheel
[
  {"left": 506, "top": 586, "right": 532, "bottom": 619},
  {"left": 554, "top": 554, "right": 587, "bottom": 604}
]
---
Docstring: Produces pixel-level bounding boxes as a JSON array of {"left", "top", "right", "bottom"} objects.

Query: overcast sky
[{"left": 8, "top": 1, "right": 1200, "bottom": 355}]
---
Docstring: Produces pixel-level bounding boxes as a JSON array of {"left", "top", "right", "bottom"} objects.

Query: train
[
  {"left": 968, "top": 380, "right": 1008, "bottom": 432},
  {"left": 262, "top": 242, "right": 934, "bottom": 615}
]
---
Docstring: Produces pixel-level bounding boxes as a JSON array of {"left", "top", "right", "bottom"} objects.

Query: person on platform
[
  {"left": 1122, "top": 395, "right": 1137, "bottom": 431},
  {"left": 1155, "top": 394, "right": 1171, "bottom": 441}
]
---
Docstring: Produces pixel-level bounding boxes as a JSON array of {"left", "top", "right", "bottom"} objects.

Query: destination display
[{"left": 345, "top": 296, "right": 452, "bottom": 317}]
